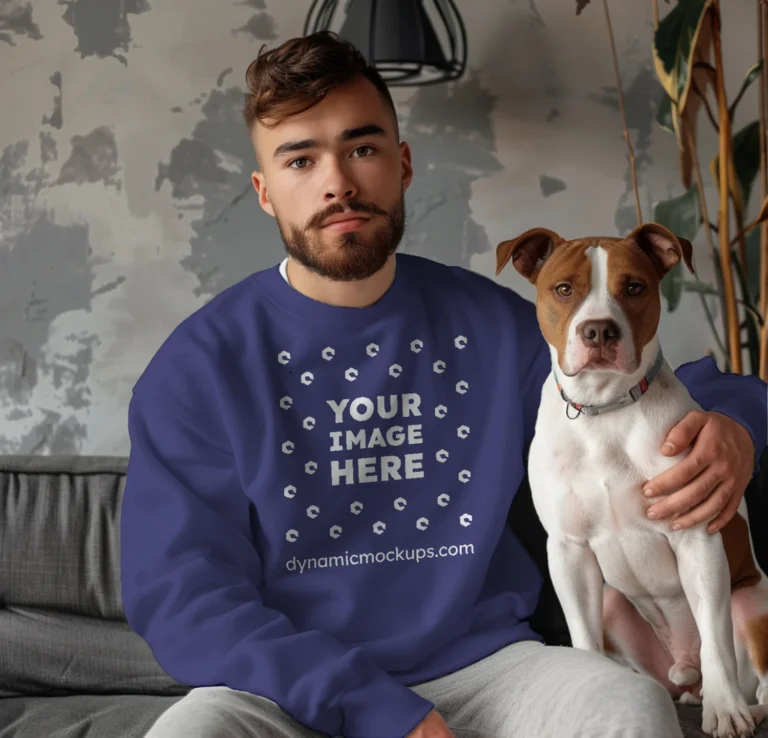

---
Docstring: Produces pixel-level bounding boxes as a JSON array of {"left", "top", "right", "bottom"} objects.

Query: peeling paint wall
[{"left": 0, "top": 1, "right": 762, "bottom": 455}]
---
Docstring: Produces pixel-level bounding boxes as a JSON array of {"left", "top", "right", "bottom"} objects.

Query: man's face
[{"left": 251, "top": 76, "right": 413, "bottom": 281}]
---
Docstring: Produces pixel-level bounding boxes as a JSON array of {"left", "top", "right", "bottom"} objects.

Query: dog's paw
[
  {"left": 679, "top": 691, "right": 702, "bottom": 706},
  {"left": 669, "top": 663, "right": 701, "bottom": 687},
  {"left": 749, "top": 705, "right": 767, "bottom": 726},
  {"left": 702, "top": 692, "right": 756, "bottom": 737},
  {"left": 757, "top": 681, "right": 768, "bottom": 706}
]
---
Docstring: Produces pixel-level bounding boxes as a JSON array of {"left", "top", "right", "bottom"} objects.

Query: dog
[{"left": 495, "top": 222, "right": 768, "bottom": 737}]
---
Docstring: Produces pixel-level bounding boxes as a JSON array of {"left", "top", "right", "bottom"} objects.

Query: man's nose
[{"left": 323, "top": 160, "right": 358, "bottom": 202}]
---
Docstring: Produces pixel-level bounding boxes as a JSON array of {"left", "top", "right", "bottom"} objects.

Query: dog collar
[{"left": 553, "top": 349, "right": 664, "bottom": 419}]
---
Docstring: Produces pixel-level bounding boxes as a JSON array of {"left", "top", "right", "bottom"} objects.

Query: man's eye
[
  {"left": 352, "top": 146, "right": 375, "bottom": 157},
  {"left": 289, "top": 158, "right": 310, "bottom": 169}
]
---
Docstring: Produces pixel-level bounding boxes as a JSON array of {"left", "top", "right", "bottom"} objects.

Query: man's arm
[
  {"left": 515, "top": 298, "right": 552, "bottom": 457},
  {"left": 640, "top": 356, "right": 768, "bottom": 532},
  {"left": 120, "top": 373, "right": 433, "bottom": 738},
  {"left": 674, "top": 355, "right": 768, "bottom": 474}
]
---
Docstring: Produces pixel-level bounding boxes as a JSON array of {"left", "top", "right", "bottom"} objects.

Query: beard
[{"left": 276, "top": 194, "right": 406, "bottom": 282}]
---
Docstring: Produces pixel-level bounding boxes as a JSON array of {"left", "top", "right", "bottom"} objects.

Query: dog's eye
[
  {"left": 626, "top": 282, "right": 645, "bottom": 296},
  {"left": 555, "top": 284, "right": 572, "bottom": 297}
]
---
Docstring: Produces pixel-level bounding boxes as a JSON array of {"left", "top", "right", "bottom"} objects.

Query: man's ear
[
  {"left": 628, "top": 222, "right": 694, "bottom": 276},
  {"left": 400, "top": 141, "right": 413, "bottom": 193},
  {"left": 251, "top": 171, "right": 275, "bottom": 217},
  {"left": 496, "top": 227, "right": 564, "bottom": 284}
]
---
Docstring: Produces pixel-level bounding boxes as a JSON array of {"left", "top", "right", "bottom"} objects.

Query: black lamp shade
[{"left": 304, "top": 0, "right": 467, "bottom": 86}]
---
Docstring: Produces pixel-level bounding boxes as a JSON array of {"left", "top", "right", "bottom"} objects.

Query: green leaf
[
  {"left": 656, "top": 92, "right": 675, "bottom": 133},
  {"left": 733, "top": 121, "right": 761, "bottom": 213},
  {"left": 660, "top": 262, "right": 684, "bottom": 312},
  {"left": 652, "top": 0, "right": 713, "bottom": 106},
  {"left": 653, "top": 184, "right": 703, "bottom": 242},
  {"left": 653, "top": 185, "right": 702, "bottom": 312},
  {"left": 709, "top": 121, "right": 761, "bottom": 220},
  {"left": 729, "top": 61, "right": 764, "bottom": 118}
]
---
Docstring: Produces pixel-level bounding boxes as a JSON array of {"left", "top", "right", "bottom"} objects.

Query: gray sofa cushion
[
  {"left": 0, "top": 694, "right": 183, "bottom": 738},
  {"left": 0, "top": 455, "right": 189, "bottom": 698},
  {"left": 0, "top": 606, "right": 189, "bottom": 697},
  {"left": 0, "top": 455, "right": 127, "bottom": 618}
]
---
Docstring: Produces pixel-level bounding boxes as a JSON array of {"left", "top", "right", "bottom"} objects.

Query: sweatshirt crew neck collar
[{"left": 259, "top": 254, "right": 411, "bottom": 326}]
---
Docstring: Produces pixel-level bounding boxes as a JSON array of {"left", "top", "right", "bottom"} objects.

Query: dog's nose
[{"left": 580, "top": 319, "right": 621, "bottom": 347}]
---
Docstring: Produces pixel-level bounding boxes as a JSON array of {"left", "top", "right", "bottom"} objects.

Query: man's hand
[
  {"left": 405, "top": 710, "right": 455, "bottom": 738},
  {"left": 642, "top": 410, "right": 754, "bottom": 535}
]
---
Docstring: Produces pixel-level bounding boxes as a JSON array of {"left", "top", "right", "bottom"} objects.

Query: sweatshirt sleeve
[
  {"left": 514, "top": 296, "right": 553, "bottom": 456},
  {"left": 120, "top": 362, "right": 434, "bottom": 738},
  {"left": 674, "top": 356, "right": 768, "bottom": 474}
]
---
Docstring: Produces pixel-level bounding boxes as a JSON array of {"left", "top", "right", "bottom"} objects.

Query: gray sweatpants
[{"left": 144, "top": 640, "right": 684, "bottom": 738}]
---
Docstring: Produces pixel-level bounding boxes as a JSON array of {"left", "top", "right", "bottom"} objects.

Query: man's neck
[{"left": 284, "top": 254, "right": 397, "bottom": 309}]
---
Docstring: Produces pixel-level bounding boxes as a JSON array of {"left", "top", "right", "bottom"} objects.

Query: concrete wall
[{"left": 1, "top": 0, "right": 762, "bottom": 454}]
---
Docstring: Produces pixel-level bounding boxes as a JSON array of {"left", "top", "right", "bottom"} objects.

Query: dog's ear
[
  {"left": 496, "top": 228, "right": 565, "bottom": 284},
  {"left": 628, "top": 222, "right": 695, "bottom": 276}
]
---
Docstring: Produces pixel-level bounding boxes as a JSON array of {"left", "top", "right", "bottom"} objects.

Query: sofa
[{"left": 0, "top": 453, "right": 766, "bottom": 738}]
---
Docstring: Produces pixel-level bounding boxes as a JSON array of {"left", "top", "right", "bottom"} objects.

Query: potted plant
[{"left": 578, "top": 0, "right": 768, "bottom": 377}]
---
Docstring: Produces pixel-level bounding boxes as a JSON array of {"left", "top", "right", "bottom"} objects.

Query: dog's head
[{"left": 496, "top": 223, "right": 694, "bottom": 378}]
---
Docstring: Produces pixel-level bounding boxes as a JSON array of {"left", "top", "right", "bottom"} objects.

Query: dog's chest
[
  {"left": 557, "top": 425, "right": 650, "bottom": 535},
  {"left": 531, "top": 377, "right": 689, "bottom": 539},
  {"left": 530, "top": 373, "right": 699, "bottom": 596}
]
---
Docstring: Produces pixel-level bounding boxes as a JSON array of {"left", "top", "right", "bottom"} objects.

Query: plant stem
[
  {"left": 731, "top": 216, "right": 764, "bottom": 245},
  {"left": 709, "top": 246, "right": 732, "bottom": 372},
  {"left": 652, "top": 0, "right": 659, "bottom": 29},
  {"left": 734, "top": 211, "right": 749, "bottom": 273},
  {"left": 712, "top": 1, "right": 742, "bottom": 373},
  {"left": 692, "top": 78, "right": 720, "bottom": 132},
  {"left": 603, "top": 0, "right": 643, "bottom": 226},
  {"left": 685, "top": 123, "right": 730, "bottom": 361},
  {"left": 759, "top": 0, "right": 768, "bottom": 379},
  {"left": 732, "top": 255, "right": 762, "bottom": 371}
]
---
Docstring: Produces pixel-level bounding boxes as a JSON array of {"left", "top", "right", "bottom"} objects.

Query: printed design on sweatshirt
[{"left": 275, "top": 335, "right": 473, "bottom": 545}]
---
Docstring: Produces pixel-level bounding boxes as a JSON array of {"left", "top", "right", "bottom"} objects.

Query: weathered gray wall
[{"left": 0, "top": 1, "right": 762, "bottom": 455}]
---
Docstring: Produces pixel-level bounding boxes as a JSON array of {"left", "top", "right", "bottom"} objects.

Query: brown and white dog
[{"left": 496, "top": 223, "right": 768, "bottom": 737}]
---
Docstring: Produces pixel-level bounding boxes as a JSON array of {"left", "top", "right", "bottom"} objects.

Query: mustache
[{"left": 306, "top": 200, "right": 388, "bottom": 230}]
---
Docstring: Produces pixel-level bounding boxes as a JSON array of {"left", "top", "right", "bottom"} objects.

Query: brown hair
[{"left": 243, "top": 31, "right": 399, "bottom": 136}]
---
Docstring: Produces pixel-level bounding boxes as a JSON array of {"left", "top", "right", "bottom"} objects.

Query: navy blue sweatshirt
[{"left": 120, "top": 253, "right": 767, "bottom": 738}]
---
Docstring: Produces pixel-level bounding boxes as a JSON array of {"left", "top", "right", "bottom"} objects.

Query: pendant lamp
[{"left": 303, "top": 0, "right": 467, "bottom": 86}]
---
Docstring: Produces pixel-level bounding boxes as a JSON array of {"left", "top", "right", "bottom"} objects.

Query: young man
[{"left": 122, "top": 32, "right": 767, "bottom": 738}]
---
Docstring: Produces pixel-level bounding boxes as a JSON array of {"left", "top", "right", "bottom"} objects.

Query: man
[{"left": 121, "top": 31, "right": 767, "bottom": 738}]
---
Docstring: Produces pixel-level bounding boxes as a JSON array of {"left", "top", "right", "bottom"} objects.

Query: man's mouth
[
  {"left": 321, "top": 215, "right": 371, "bottom": 232},
  {"left": 310, "top": 200, "right": 385, "bottom": 232}
]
